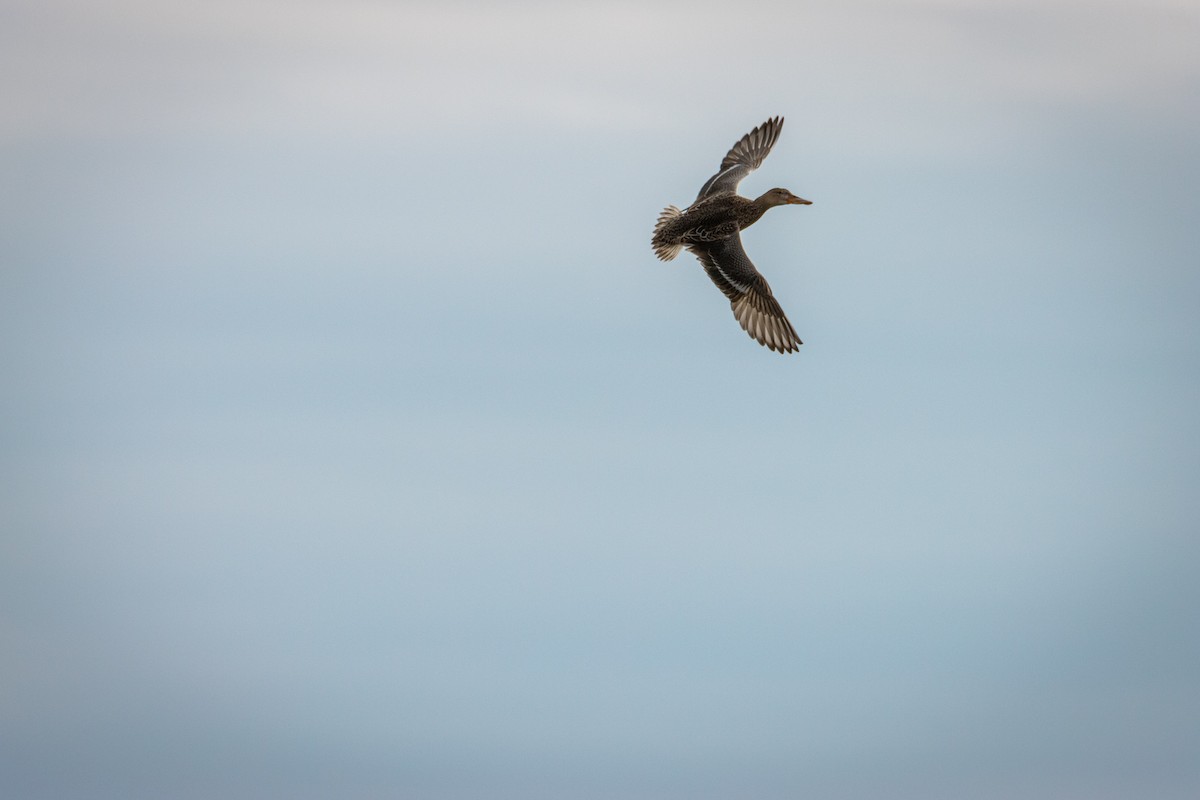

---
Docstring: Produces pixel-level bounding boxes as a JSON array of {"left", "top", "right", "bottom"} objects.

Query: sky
[{"left": 2, "top": 1, "right": 1199, "bottom": 798}]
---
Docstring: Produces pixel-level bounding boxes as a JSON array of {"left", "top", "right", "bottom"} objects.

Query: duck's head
[{"left": 759, "top": 187, "right": 812, "bottom": 207}]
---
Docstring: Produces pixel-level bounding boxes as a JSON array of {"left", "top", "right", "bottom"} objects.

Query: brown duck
[{"left": 652, "top": 116, "right": 811, "bottom": 353}]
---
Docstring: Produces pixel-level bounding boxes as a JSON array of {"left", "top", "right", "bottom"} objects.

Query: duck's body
[
  {"left": 652, "top": 190, "right": 800, "bottom": 260},
  {"left": 651, "top": 116, "right": 811, "bottom": 353}
]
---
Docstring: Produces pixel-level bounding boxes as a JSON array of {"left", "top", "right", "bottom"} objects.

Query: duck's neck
[{"left": 741, "top": 196, "right": 776, "bottom": 227}]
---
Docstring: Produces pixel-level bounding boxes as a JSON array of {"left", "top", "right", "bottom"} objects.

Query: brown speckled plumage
[{"left": 651, "top": 117, "right": 811, "bottom": 353}]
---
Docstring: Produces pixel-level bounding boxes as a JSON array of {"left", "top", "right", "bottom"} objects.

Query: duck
[{"left": 651, "top": 116, "right": 811, "bottom": 353}]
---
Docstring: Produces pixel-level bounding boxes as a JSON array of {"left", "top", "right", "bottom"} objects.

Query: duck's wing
[
  {"left": 687, "top": 235, "right": 802, "bottom": 353},
  {"left": 695, "top": 117, "right": 784, "bottom": 201}
]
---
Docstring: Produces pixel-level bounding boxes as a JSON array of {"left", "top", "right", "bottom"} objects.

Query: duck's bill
[{"left": 788, "top": 196, "right": 813, "bottom": 205}]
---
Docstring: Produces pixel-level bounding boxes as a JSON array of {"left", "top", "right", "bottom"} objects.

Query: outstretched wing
[
  {"left": 695, "top": 116, "right": 784, "bottom": 201},
  {"left": 687, "top": 235, "right": 802, "bottom": 353}
]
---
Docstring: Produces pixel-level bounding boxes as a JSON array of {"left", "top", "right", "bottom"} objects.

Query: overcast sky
[{"left": 3, "top": 1, "right": 1199, "bottom": 798}]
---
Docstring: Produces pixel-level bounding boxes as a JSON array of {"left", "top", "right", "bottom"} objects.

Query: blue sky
[{"left": 3, "top": 1, "right": 1199, "bottom": 798}]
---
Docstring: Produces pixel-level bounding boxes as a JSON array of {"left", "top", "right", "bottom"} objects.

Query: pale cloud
[
  {"left": 906, "top": 0, "right": 1200, "bottom": 108},
  {"left": 3, "top": 0, "right": 1196, "bottom": 148},
  {"left": 0, "top": 0, "right": 681, "bottom": 140}
]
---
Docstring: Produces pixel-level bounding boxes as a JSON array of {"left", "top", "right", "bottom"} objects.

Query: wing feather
[
  {"left": 695, "top": 116, "right": 784, "bottom": 201},
  {"left": 688, "top": 236, "right": 802, "bottom": 353}
]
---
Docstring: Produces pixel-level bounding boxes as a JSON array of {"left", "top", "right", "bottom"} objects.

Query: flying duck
[{"left": 652, "top": 116, "right": 811, "bottom": 353}]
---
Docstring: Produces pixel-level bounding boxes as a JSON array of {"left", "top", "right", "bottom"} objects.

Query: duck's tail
[{"left": 652, "top": 205, "right": 683, "bottom": 261}]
